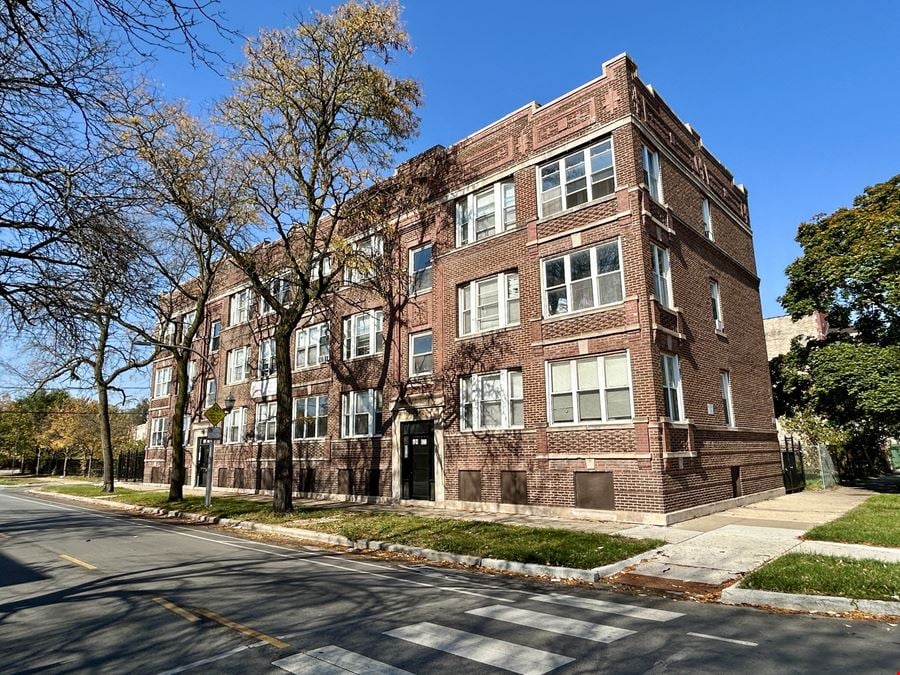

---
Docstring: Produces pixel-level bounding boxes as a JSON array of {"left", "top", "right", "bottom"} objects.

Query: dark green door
[{"left": 401, "top": 421, "right": 434, "bottom": 500}]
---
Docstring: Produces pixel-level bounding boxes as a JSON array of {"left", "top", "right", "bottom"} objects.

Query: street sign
[
  {"left": 206, "top": 427, "right": 222, "bottom": 441},
  {"left": 204, "top": 403, "right": 226, "bottom": 426}
]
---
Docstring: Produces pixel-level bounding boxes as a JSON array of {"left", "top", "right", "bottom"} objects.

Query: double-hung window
[
  {"left": 547, "top": 353, "right": 633, "bottom": 425},
  {"left": 186, "top": 361, "right": 196, "bottom": 392},
  {"left": 293, "top": 395, "right": 328, "bottom": 439},
  {"left": 343, "top": 310, "right": 384, "bottom": 359},
  {"left": 295, "top": 322, "right": 329, "bottom": 368},
  {"left": 651, "top": 244, "right": 673, "bottom": 309},
  {"left": 150, "top": 417, "right": 167, "bottom": 448},
  {"left": 459, "top": 370, "right": 523, "bottom": 431},
  {"left": 458, "top": 272, "right": 519, "bottom": 335},
  {"left": 260, "top": 277, "right": 289, "bottom": 315},
  {"left": 257, "top": 338, "right": 276, "bottom": 378},
  {"left": 153, "top": 367, "right": 172, "bottom": 399},
  {"left": 710, "top": 279, "right": 724, "bottom": 331},
  {"left": 345, "top": 234, "right": 384, "bottom": 284},
  {"left": 229, "top": 288, "right": 251, "bottom": 326},
  {"left": 661, "top": 354, "right": 684, "bottom": 422},
  {"left": 182, "top": 415, "right": 191, "bottom": 444},
  {"left": 539, "top": 138, "right": 614, "bottom": 217},
  {"left": 702, "top": 198, "right": 714, "bottom": 240},
  {"left": 721, "top": 371, "right": 735, "bottom": 427},
  {"left": 409, "top": 243, "right": 433, "bottom": 294},
  {"left": 455, "top": 180, "right": 516, "bottom": 246},
  {"left": 409, "top": 331, "right": 433, "bottom": 377},
  {"left": 542, "top": 240, "right": 623, "bottom": 317},
  {"left": 209, "top": 320, "right": 221, "bottom": 353},
  {"left": 254, "top": 401, "right": 276, "bottom": 442},
  {"left": 223, "top": 407, "right": 246, "bottom": 444},
  {"left": 642, "top": 145, "right": 663, "bottom": 203},
  {"left": 226, "top": 346, "right": 249, "bottom": 384},
  {"left": 182, "top": 311, "right": 196, "bottom": 336},
  {"left": 204, "top": 379, "right": 217, "bottom": 408},
  {"left": 341, "top": 389, "right": 382, "bottom": 438}
]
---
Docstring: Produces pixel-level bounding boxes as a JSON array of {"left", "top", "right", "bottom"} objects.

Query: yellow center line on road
[
  {"left": 192, "top": 608, "right": 289, "bottom": 649},
  {"left": 60, "top": 554, "right": 97, "bottom": 570},
  {"left": 152, "top": 597, "right": 200, "bottom": 623}
]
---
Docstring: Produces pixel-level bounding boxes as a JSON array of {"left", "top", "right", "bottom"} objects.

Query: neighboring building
[
  {"left": 763, "top": 311, "right": 830, "bottom": 361},
  {"left": 146, "top": 54, "right": 782, "bottom": 525}
]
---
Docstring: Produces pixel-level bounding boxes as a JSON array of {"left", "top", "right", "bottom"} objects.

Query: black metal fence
[
  {"left": 781, "top": 435, "right": 806, "bottom": 493},
  {"left": 116, "top": 450, "right": 145, "bottom": 482}
]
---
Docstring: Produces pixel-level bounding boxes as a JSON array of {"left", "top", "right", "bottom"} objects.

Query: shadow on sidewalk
[{"left": 842, "top": 471, "right": 900, "bottom": 494}]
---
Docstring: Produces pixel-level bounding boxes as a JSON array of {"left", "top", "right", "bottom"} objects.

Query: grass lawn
[
  {"left": 741, "top": 553, "right": 900, "bottom": 602},
  {"left": 40, "top": 485, "right": 663, "bottom": 569},
  {"left": 804, "top": 494, "right": 900, "bottom": 548}
]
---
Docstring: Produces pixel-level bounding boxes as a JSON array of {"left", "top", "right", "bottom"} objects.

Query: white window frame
[
  {"left": 409, "top": 330, "right": 433, "bottom": 377},
  {"left": 341, "top": 389, "right": 383, "bottom": 438},
  {"left": 182, "top": 415, "right": 191, "bottom": 445},
  {"left": 223, "top": 407, "right": 246, "bottom": 445},
  {"left": 661, "top": 354, "right": 684, "bottom": 422},
  {"left": 259, "top": 277, "right": 289, "bottom": 315},
  {"left": 153, "top": 366, "right": 172, "bottom": 399},
  {"left": 537, "top": 138, "right": 615, "bottom": 219},
  {"left": 257, "top": 338, "right": 276, "bottom": 379},
  {"left": 721, "top": 370, "right": 735, "bottom": 428},
  {"left": 203, "top": 378, "right": 217, "bottom": 408},
  {"left": 182, "top": 311, "right": 196, "bottom": 336},
  {"left": 293, "top": 395, "right": 328, "bottom": 440},
  {"left": 545, "top": 352, "right": 634, "bottom": 426},
  {"left": 458, "top": 271, "right": 520, "bottom": 336},
  {"left": 344, "top": 233, "right": 384, "bottom": 284},
  {"left": 710, "top": 279, "right": 724, "bottom": 331},
  {"left": 209, "top": 320, "right": 221, "bottom": 353},
  {"left": 702, "top": 198, "right": 714, "bottom": 240},
  {"left": 295, "top": 322, "right": 330, "bottom": 369},
  {"left": 541, "top": 239, "right": 624, "bottom": 318},
  {"left": 459, "top": 369, "right": 524, "bottom": 431},
  {"left": 651, "top": 243, "right": 673, "bottom": 309},
  {"left": 409, "top": 243, "right": 433, "bottom": 294},
  {"left": 226, "top": 346, "right": 249, "bottom": 384},
  {"left": 342, "top": 310, "right": 384, "bottom": 360},
  {"left": 229, "top": 288, "right": 252, "bottom": 326},
  {"left": 149, "top": 417, "right": 167, "bottom": 448},
  {"left": 254, "top": 401, "right": 277, "bottom": 442},
  {"left": 455, "top": 179, "right": 516, "bottom": 246},
  {"left": 642, "top": 145, "right": 663, "bottom": 203},
  {"left": 186, "top": 361, "right": 196, "bottom": 393}
]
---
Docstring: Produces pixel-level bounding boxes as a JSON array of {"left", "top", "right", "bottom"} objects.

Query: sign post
[{"left": 203, "top": 403, "right": 227, "bottom": 508}]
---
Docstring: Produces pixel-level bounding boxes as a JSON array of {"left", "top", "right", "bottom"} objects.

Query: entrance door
[{"left": 401, "top": 421, "right": 434, "bottom": 500}]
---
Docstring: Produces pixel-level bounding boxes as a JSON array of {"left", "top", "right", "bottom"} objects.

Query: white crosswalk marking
[
  {"left": 273, "top": 645, "right": 413, "bottom": 674},
  {"left": 385, "top": 622, "right": 574, "bottom": 675},
  {"left": 530, "top": 593, "right": 684, "bottom": 622},
  {"left": 466, "top": 604, "right": 636, "bottom": 643}
]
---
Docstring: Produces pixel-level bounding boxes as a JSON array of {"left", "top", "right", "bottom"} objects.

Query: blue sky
[{"left": 4, "top": 1, "right": 899, "bottom": 400}]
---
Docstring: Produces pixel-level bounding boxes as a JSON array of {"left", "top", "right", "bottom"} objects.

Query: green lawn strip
[
  {"left": 804, "top": 494, "right": 900, "bottom": 548},
  {"left": 302, "top": 512, "right": 663, "bottom": 569},
  {"left": 741, "top": 553, "right": 900, "bottom": 602}
]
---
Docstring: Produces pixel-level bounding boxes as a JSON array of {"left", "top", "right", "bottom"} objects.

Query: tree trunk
[
  {"left": 169, "top": 355, "right": 190, "bottom": 501},
  {"left": 272, "top": 327, "right": 294, "bottom": 513},
  {"left": 98, "top": 384, "right": 115, "bottom": 492},
  {"left": 36, "top": 447, "right": 42, "bottom": 476}
]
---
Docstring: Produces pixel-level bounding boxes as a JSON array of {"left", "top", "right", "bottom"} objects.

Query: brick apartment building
[{"left": 145, "top": 53, "right": 783, "bottom": 525}]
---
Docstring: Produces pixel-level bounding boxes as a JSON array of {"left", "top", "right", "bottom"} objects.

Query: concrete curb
[
  {"left": 592, "top": 549, "right": 660, "bottom": 579},
  {"left": 721, "top": 585, "right": 900, "bottom": 617},
  {"left": 795, "top": 539, "right": 900, "bottom": 563}
]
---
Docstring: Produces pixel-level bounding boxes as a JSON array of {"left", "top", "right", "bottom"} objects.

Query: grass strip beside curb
[{"left": 804, "top": 494, "right": 900, "bottom": 548}]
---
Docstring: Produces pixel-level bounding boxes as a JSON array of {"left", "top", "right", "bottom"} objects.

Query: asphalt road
[{"left": 0, "top": 488, "right": 898, "bottom": 674}]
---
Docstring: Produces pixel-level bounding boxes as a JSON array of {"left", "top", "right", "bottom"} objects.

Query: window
[
  {"left": 651, "top": 244, "right": 673, "bottom": 309},
  {"left": 710, "top": 279, "right": 724, "bottom": 331},
  {"left": 342, "top": 310, "right": 384, "bottom": 359},
  {"left": 539, "top": 139, "right": 614, "bottom": 217},
  {"left": 229, "top": 288, "right": 252, "bottom": 326},
  {"left": 186, "top": 361, "right": 196, "bottom": 393},
  {"left": 341, "top": 389, "right": 382, "bottom": 438},
  {"left": 223, "top": 407, "right": 247, "bottom": 444},
  {"left": 150, "top": 417, "right": 167, "bottom": 448},
  {"left": 182, "top": 311, "right": 196, "bottom": 335},
  {"left": 547, "top": 353, "right": 633, "bottom": 425},
  {"left": 295, "top": 323, "right": 329, "bottom": 369},
  {"left": 721, "top": 371, "right": 735, "bottom": 427},
  {"left": 458, "top": 272, "right": 519, "bottom": 335},
  {"left": 204, "top": 379, "right": 217, "bottom": 408},
  {"left": 153, "top": 367, "right": 172, "bottom": 399},
  {"left": 257, "top": 338, "right": 276, "bottom": 379},
  {"left": 702, "top": 198, "right": 713, "bottom": 240},
  {"left": 542, "top": 240, "right": 623, "bottom": 317},
  {"left": 293, "top": 395, "right": 328, "bottom": 439},
  {"left": 460, "top": 370, "right": 523, "bottom": 431},
  {"left": 409, "top": 331, "right": 433, "bottom": 377},
  {"left": 182, "top": 415, "right": 191, "bottom": 445},
  {"left": 260, "top": 277, "right": 290, "bottom": 315},
  {"left": 345, "top": 234, "right": 384, "bottom": 284},
  {"left": 209, "top": 320, "right": 221, "bottom": 353},
  {"left": 661, "top": 354, "right": 683, "bottom": 422},
  {"left": 642, "top": 145, "right": 663, "bottom": 203},
  {"left": 455, "top": 180, "right": 516, "bottom": 245},
  {"left": 409, "top": 244, "right": 433, "bottom": 294},
  {"left": 255, "top": 401, "right": 276, "bottom": 442},
  {"left": 226, "top": 346, "right": 249, "bottom": 384}
]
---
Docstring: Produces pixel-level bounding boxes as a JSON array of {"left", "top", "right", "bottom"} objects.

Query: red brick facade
[{"left": 145, "top": 54, "right": 783, "bottom": 524}]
